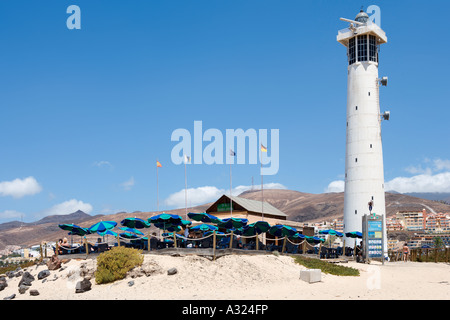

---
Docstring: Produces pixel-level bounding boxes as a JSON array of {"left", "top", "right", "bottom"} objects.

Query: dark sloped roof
[{"left": 207, "top": 194, "right": 287, "bottom": 218}]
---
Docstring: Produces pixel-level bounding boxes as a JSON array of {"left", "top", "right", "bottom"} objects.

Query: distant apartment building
[
  {"left": 332, "top": 219, "right": 344, "bottom": 233},
  {"left": 396, "top": 210, "right": 425, "bottom": 231},
  {"left": 314, "top": 221, "right": 333, "bottom": 233},
  {"left": 387, "top": 209, "right": 450, "bottom": 233},
  {"left": 313, "top": 219, "right": 344, "bottom": 233},
  {"left": 425, "top": 212, "right": 450, "bottom": 233},
  {"left": 387, "top": 238, "right": 401, "bottom": 251},
  {"left": 407, "top": 234, "right": 434, "bottom": 248},
  {"left": 386, "top": 217, "right": 403, "bottom": 231}
]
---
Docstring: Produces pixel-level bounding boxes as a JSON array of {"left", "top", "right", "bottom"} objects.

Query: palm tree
[{"left": 433, "top": 236, "right": 444, "bottom": 249}]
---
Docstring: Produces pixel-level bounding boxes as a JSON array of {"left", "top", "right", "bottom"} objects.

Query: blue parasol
[
  {"left": 121, "top": 217, "right": 150, "bottom": 229},
  {"left": 190, "top": 224, "right": 218, "bottom": 232},
  {"left": 345, "top": 231, "right": 363, "bottom": 238},
  {"left": 119, "top": 227, "right": 144, "bottom": 236},
  {"left": 268, "top": 224, "right": 297, "bottom": 238},
  {"left": 88, "top": 221, "right": 117, "bottom": 233},
  {"left": 242, "top": 221, "right": 271, "bottom": 236},
  {"left": 217, "top": 217, "right": 248, "bottom": 229},
  {"left": 187, "top": 212, "right": 222, "bottom": 224},
  {"left": 148, "top": 213, "right": 182, "bottom": 226}
]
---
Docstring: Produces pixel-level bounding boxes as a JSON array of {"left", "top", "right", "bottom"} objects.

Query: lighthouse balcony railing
[
  {"left": 338, "top": 21, "right": 386, "bottom": 44},
  {"left": 338, "top": 27, "right": 352, "bottom": 36}
]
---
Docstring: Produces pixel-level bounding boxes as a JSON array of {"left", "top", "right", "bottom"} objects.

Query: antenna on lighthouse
[
  {"left": 340, "top": 8, "right": 370, "bottom": 26},
  {"left": 340, "top": 17, "right": 364, "bottom": 25}
]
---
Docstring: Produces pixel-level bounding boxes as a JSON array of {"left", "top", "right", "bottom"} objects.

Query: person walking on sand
[{"left": 402, "top": 243, "right": 410, "bottom": 262}]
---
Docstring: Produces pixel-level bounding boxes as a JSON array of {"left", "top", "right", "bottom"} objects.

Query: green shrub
[
  {"left": 293, "top": 255, "right": 360, "bottom": 277},
  {"left": 95, "top": 246, "right": 144, "bottom": 284}
]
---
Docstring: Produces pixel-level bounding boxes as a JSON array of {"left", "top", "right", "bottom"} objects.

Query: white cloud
[
  {"left": 325, "top": 158, "right": 450, "bottom": 194},
  {"left": 405, "top": 158, "right": 450, "bottom": 175},
  {"left": 0, "top": 210, "right": 24, "bottom": 220},
  {"left": 164, "top": 183, "right": 287, "bottom": 208},
  {"left": 232, "top": 183, "right": 287, "bottom": 194},
  {"left": 392, "top": 158, "right": 450, "bottom": 193},
  {"left": 0, "top": 176, "right": 42, "bottom": 199},
  {"left": 433, "top": 159, "right": 450, "bottom": 172},
  {"left": 404, "top": 165, "right": 432, "bottom": 175},
  {"left": 121, "top": 176, "right": 135, "bottom": 191},
  {"left": 39, "top": 199, "right": 93, "bottom": 217},
  {"left": 164, "top": 186, "right": 223, "bottom": 208},
  {"left": 385, "top": 172, "right": 450, "bottom": 193},
  {"left": 93, "top": 161, "right": 113, "bottom": 169},
  {"left": 325, "top": 180, "right": 345, "bottom": 193}
]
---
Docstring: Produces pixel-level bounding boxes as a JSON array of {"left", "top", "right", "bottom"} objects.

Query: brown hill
[
  {"left": 0, "top": 203, "right": 211, "bottom": 251},
  {"left": 238, "top": 189, "right": 450, "bottom": 222},
  {"left": 1, "top": 189, "right": 450, "bottom": 250}
]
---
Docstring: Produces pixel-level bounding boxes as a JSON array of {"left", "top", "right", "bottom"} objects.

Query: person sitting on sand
[{"left": 402, "top": 243, "right": 410, "bottom": 262}]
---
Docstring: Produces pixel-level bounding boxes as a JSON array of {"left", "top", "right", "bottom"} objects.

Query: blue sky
[{"left": 1, "top": 0, "right": 450, "bottom": 223}]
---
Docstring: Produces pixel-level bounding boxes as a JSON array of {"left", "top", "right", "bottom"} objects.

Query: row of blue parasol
[
  {"left": 59, "top": 217, "right": 154, "bottom": 243},
  {"left": 59, "top": 212, "right": 363, "bottom": 246}
]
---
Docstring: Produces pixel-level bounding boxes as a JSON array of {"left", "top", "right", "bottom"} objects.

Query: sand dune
[{"left": 2, "top": 253, "right": 449, "bottom": 300}]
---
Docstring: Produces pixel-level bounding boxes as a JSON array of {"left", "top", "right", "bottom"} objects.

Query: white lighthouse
[{"left": 337, "top": 10, "right": 389, "bottom": 253}]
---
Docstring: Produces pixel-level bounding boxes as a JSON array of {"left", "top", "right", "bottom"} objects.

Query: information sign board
[{"left": 362, "top": 214, "right": 385, "bottom": 264}]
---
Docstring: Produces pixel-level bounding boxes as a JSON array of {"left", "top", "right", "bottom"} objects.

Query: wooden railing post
[
  {"left": 282, "top": 236, "right": 287, "bottom": 254},
  {"left": 84, "top": 238, "right": 89, "bottom": 258},
  {"left": 213, "top": 231, "right": 217, "bottom": 260},
  {"left": 229, "top": 231, "right": 234, "bottom": 249},
  {"left": 39, "top": 243, "right": 43, "bottom": 262},
  {"left": 173, "top": 233, "right": 177, "bottom": 248}
]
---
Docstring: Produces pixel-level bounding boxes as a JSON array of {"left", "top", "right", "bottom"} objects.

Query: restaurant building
[{"left": 205, "top": 194, "right": 304, "bottom": 244}]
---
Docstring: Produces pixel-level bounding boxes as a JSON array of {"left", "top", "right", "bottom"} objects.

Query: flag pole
[
  {"left": 156, "top": 159, "right": 159, "bottom": 213},
  {"left": 230, "top": 161, "right": 233, "bottom": 218},
  {"left": 230, "top": 149, "right": 234, "bottom": 218},
  {"left": 260, "top": 145, "right": 265, "bottom": 246},
  {"left": 185, "top": 162, "right": 187, "bottom": 220},
  {"left": 261, "top": 146, "right": 264, "bottom": 221},
  {"left": 184, "top": 156, "right": 188, "bottom": 220}
]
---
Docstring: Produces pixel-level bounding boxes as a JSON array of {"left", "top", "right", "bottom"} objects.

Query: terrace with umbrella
[
  {"left": 52, "top": 206, "right": 353, "bottom": 262},
  {"left": 57, "top": 224, "right": 89, "bottom": 254}
]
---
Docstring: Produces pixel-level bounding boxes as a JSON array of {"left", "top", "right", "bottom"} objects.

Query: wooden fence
[{"left": 388, "top": 247, "right": 449, "bottom": 263}]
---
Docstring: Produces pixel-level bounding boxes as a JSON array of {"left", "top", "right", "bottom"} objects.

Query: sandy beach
[{"left": 2, "top": 252, "right": 450, "bottom": 301}]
